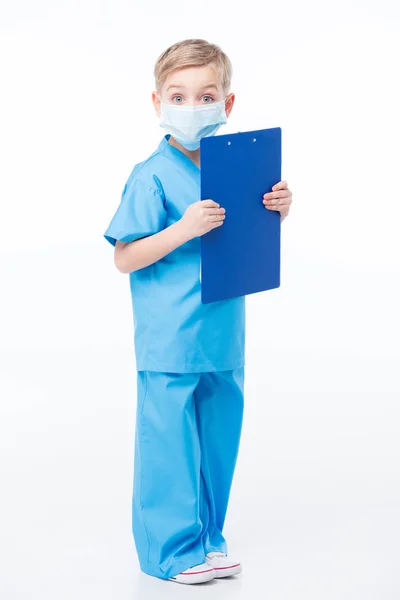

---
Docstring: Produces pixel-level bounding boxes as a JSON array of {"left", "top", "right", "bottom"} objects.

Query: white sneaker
[
  {"left": 205, "top": 551, "right": 242, "bottom": 577},
  {"left": 169, "top": 562, "right": 215, "bottom": 584}
]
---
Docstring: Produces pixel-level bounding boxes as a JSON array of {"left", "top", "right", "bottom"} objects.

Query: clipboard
[{"left": 200, "top": 127, "right": 282, "bottom": 304}]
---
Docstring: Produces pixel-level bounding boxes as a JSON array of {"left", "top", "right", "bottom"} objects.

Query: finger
[
  {"left": 263, "top": 190, "right": 289, "bottom": 199},
  {"left": 263, "top": 200, "right": 288, "bottom": 208},
  {"left": 209, "top": 213, "right": 225, "bottom": 222},
  {"left": 210, "top": 219, "right": 224, "bottom": 229},
  {"left": 201, "top": 199, "right": 220, "bottom": 208},
  {"left": 263, "top": 199, "right": 279, "bottom": 207},
  {"left": 272, "top": 180, "right": 288, "bottom": 191},
  {"left": 265, "top": 201, "right": 292, "bottom": 210},
  {"left": 204, "top": 207, "right": 225, "bottom": 215}
]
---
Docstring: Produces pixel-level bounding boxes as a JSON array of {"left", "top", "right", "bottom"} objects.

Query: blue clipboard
[{"left": 200, "top": 127, "right": 282, "bottom": 304}]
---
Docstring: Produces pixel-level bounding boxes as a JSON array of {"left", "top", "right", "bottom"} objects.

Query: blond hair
[{"left": 154, "top": 38, "right": 232, "bottom": 95}]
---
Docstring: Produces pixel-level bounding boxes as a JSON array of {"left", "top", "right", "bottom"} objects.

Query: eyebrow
[{"left": 166, "top": 83, "right": 219, "bottom": 92}]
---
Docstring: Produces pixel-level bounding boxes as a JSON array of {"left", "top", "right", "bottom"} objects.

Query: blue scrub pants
[{"left": 132, "top": 368, "right": 245, "bottom": 580}]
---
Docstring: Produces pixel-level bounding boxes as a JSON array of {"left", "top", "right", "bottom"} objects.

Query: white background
[{"left": 1, "top": 1, "right": 399, "bottom": 598}]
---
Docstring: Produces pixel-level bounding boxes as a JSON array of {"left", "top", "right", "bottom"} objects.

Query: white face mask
[{"left": 159, "top": 99, "right": 228, "bottom": 150}]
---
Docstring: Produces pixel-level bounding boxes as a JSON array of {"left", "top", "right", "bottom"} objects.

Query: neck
[{"left": 168, "top": 136, "right": 200, "bottom": 167}]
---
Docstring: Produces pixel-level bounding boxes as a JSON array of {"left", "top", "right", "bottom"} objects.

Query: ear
[
  {"left": 224, "top": 93, "right": 235, "bottom": 118},
  {"left": 152, "top": 91, "right": 161, "bottom": 117}
]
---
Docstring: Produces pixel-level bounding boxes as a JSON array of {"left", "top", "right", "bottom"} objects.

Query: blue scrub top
[{"left": 104, "top": 133, "right": 245, "bottom": 373}]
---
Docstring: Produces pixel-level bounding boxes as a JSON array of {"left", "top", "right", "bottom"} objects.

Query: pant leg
[
  {"left": 194, "top": 367, "right": 245, "bottom": 554},
  {"left": 132, "top": 370, "right": 206, "bottom": 579}
]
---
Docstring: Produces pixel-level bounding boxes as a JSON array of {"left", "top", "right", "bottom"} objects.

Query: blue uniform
[
  {"left": 104, "top": 133, "right": 245, "bottom": 373},
  {"left": 133, "top": 368, "right": 244, "bottom": 579},
  {"left": 104, "top": 134, "right": 245, "bottom": 579}
]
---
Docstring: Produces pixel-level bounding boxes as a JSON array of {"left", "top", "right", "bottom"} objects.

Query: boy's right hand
[{"left": 180, "top": 200, "right": 226, "bottom": 240}]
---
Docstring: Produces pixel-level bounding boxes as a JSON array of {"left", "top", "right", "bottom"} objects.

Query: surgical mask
[{"left": 159, "top": 99, "right": 228, "bottom": 150}]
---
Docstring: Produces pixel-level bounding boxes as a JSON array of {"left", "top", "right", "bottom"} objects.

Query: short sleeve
[{"left": 103, "top": 176, "right": 167, "bottom": 247}]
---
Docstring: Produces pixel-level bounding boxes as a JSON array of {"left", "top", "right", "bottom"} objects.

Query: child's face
[{"left": 153, "top": 63, "right": 234, "bottom": 118}]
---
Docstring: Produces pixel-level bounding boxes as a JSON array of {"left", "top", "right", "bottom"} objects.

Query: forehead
[{"left": 163, "top": 63, "right": 222, "bottom": 93}]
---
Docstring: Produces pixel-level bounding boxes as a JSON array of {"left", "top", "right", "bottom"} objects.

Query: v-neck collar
[{"left": 159, "top": 134, "right": 201, "bottom": 175}]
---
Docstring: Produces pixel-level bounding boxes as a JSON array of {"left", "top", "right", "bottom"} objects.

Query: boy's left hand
[{"left": 263, "top": 181, "right": 292, "bottom": 222}]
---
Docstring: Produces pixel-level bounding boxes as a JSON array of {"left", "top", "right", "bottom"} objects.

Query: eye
[
  {"left": 172, "top": 95, "right": 184, "bottom": 103},
  {"left": 202, "top": 95, "right": 214, "bottom": 103}
]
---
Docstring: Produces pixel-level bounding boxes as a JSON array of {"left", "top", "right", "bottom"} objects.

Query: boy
[{"left": 104, "top": 38, "right": 292, "bottom": 585}]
